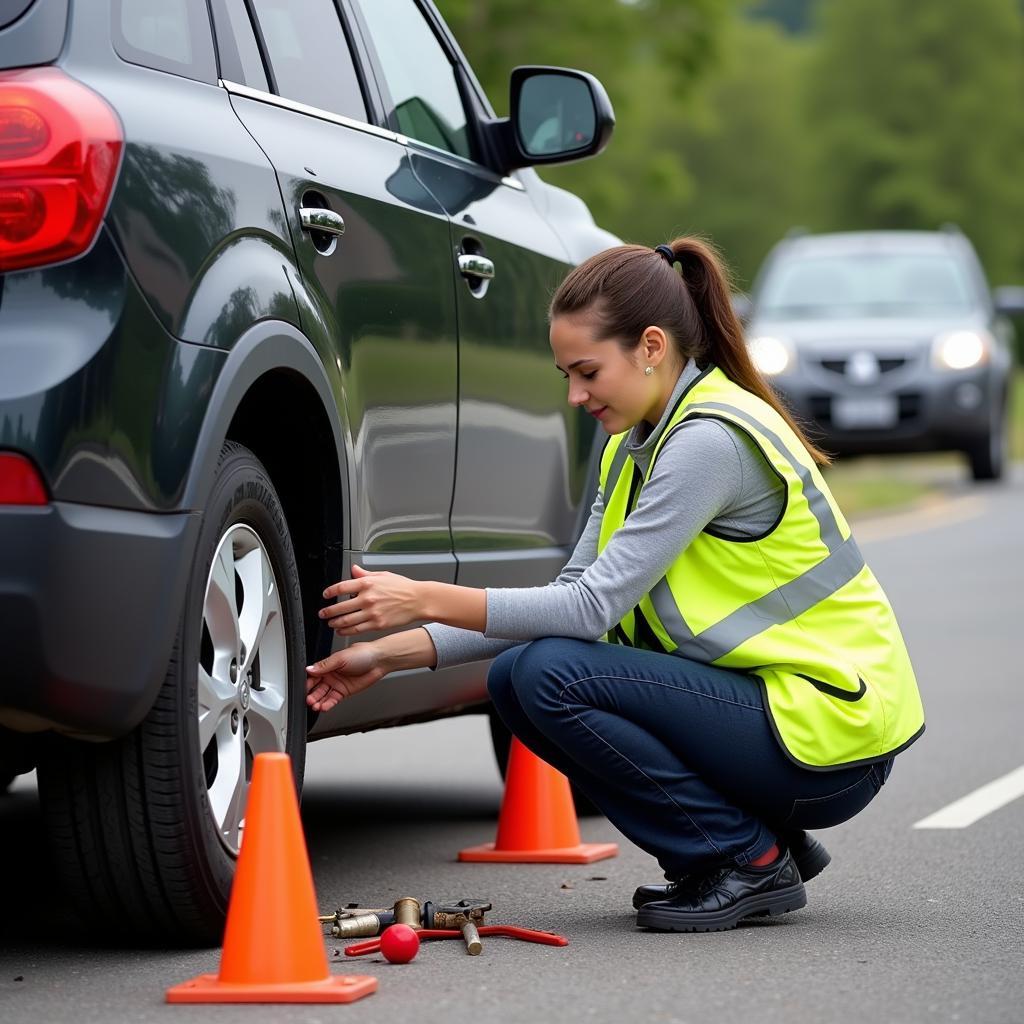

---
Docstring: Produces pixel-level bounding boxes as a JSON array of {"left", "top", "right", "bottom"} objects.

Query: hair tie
[{"left": 654, "top": 244, "right": 676, "bottom": 265}]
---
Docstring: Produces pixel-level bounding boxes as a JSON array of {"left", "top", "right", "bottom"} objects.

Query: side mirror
[
  {"left": 993, "top": 285, "right": 1024, "bottom": 317},
  {"left": 481, "top": 66, "right": 614, "bottom": 173}
]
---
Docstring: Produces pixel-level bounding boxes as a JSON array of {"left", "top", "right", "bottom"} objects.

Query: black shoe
[
  {"left": 631, "top": 829, "right": 829, "bottom": 910},
  {"left": 635, "top": 849, "right": 807, "bottom": 932}
]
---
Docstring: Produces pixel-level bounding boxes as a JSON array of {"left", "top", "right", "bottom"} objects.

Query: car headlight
[
  {"left": 932, "top": 330, "right": 991, "bottom": 371},
  {"left": 748, "top": 335, "right": 794, "bottom": 376}
]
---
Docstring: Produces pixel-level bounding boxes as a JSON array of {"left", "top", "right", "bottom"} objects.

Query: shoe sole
[
  {"left": 635, "top": 882, "right": 807, "bottom": 933},
  {"left": 631, "top": 842, "right": 831, "bottom": 910}
]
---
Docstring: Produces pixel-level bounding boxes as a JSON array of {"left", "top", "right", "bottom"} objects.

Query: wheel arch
[{"left": 183, "top": 320, "right": 349, "bottom": 667}]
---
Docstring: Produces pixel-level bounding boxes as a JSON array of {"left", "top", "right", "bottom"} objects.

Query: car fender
[{"left": 182, "top": 319, "right": 350, "bottom": 548}]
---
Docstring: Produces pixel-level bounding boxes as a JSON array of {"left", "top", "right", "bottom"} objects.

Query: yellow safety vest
[{"left": 598, "top": 365, "right": 924, "bottom": 769}]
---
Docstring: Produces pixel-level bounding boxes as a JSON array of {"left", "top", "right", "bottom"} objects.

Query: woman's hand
[
  {"left": 319, "top": 564, "right": 425, "bottom": 635},
  {"left": 305, "top": 642, "right": 386, "bottom": 712}
]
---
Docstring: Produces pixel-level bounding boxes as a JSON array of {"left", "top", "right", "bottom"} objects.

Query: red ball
[{"left": 379, "top": 924, "right": 420, "bottom": 964}]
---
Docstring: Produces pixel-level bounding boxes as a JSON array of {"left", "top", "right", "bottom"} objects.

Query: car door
[
  {"left": 211, "top": 0, "right": 459, "bottom": 572},
  {"left": 349, "top": 0, "right": 597, "bottom": 592}
]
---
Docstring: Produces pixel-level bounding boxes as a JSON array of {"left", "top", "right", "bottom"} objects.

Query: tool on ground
[
  {"left": 320, "top": 907, "right": 396, "bottom": 939},
  {"left": 378, "top": 924, "right": 421, "bottom": 964},
  {"left": 393, "top": 896, "right": 421, "bottom": 928},
  {"left": 422, "top": 899, "right": 491, "bottom": 955},
  {"left": 344, "top": 925, "right": 569, "bottom": 958}
]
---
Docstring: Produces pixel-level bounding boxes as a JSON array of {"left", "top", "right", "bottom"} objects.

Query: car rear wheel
[
  {"left": 965, "top": 395, "right": 1007, "bottom": 482},
  {"left": 37, "top": 443, "right": 307, "bottom": 944}
]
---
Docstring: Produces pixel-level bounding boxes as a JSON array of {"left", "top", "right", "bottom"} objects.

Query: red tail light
[
  {"left": 0, "top": 453, "right": 48, "bottom": 505},
  {"left": 0, "top": 68, "right": 123, "bottom": 273}
]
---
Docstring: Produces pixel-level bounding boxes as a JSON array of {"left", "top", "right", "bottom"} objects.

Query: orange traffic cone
[
  {"left": 166, "top": 752, "right": 377, "bottom": 1004},
  {"left": 459, "top": 737, "right": 618, "bottom": 864}
]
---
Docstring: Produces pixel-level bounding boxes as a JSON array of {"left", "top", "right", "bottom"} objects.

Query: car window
[
  {"left": 758, "top": 252, "right": 976, "bottom": 319},
  {"left": 248, "top": 0, "right": 366, "bottom": 122},
  {"left": 355, "top": 0, "right": 472, "bottom": 160},
  {"left": 112, "top": 0, "right": 217, "bottom": 84},
  {"left": 209, "top": 0, "right": 269, "bottom": 92}
]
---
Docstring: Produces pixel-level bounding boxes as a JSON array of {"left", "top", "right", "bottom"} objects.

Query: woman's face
[{"left": 550, "top": 313, "right": 674, "bottom": 433}]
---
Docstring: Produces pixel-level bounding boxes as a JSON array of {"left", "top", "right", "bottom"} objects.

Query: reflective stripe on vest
[{"left": 651, "top": 535, "right": 866, "bottom": 662}]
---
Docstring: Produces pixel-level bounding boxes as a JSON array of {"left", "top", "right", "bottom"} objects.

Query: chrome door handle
[
  {"left": 300, "top": 207, "right": 346, "bottom": 236},
  {"left": 458, "top": 253, "right": 495, "bottom": 280}
]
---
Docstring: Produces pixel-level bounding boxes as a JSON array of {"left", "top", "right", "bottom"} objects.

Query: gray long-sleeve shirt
[{"left": 423, "top": 360, "right": 785, "bottom": 669}]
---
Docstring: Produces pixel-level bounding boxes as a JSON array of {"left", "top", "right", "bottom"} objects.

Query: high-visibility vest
[{"left": 598, "top": 365, "right": 924, "bottom": 769}]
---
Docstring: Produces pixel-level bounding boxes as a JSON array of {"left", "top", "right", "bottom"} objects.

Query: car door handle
[
  {"left": 300, "top": 207, "right": 346, "bottom": 237},
  {"left": 458, "top": 253, "right": 495, "bottom": 280}
]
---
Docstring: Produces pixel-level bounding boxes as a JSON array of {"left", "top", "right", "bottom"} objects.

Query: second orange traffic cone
[
  {"left": 459, "top": 737, "right": 618, "bottom": 863},
  {"left": 166, "top": 752, "right": 376, "bottom": 1005}
]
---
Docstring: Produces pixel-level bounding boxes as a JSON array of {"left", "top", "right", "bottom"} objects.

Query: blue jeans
[{"left": 487, "top": 638, "right": 893, "bottom": 879}]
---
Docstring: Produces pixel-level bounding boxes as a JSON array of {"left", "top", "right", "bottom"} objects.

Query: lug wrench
[{"left": 344, "top": 925, "right": 569, "bottom": 957}]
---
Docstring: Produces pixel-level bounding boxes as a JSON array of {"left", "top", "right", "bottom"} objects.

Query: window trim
[
  {"left": 219, "top": 77, "right": 524, "bottom": 192},
  {"left": 207, "top": 0, "right": 269, "bottom": 92},
  {"left": 219, "top": 78, "right": 398, "bottom": 142},
  {"left": 344, "top": 0, "right": 481, "bottom": 165}
]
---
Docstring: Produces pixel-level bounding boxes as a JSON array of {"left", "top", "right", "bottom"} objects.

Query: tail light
[
  {"left": 0, "top": 452, "right": 48, "bottom": 505},
  {"left": 0, "top": 68, "right": 123, "bottom": 273}
]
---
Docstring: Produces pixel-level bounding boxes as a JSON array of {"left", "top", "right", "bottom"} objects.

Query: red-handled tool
[{"left": 344, "top": 925, "right": 568, "bottom": 957}]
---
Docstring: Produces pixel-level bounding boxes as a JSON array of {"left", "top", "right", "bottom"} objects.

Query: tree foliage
[
  {"left": 437, "top": 0, "right": 1024, "bottom": 289},
  {"left": 436, "top": 0, "right": 730, "bottom": 245},
  {"left": 808, "top": 0, "right": 1024, "bottom": 283},
  {"left": 665, "top": 18, "right": 819, "bottom": 284}
]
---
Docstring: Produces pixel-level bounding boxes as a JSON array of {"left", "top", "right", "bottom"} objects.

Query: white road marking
[
  {"left": 913, "top": 764, "right": 1024, "bottom": 829},
  {"left": 853, "top": 493, "right": 986, "bottom": 543}
]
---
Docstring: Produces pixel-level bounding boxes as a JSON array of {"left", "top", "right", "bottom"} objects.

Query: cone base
[
  {"left": 458, "top": 840, "right": 619, "bottom": 864},
  {"left": 165, "top": 973, "right": 378, "bottom": 1004}
]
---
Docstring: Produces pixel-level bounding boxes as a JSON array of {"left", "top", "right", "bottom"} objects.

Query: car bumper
[
  {"left": 772, "top": 366, "right": 1000, "bottom": 455},
  {"left": 0, "top": 501, "right": 199, "bottom": 738}
]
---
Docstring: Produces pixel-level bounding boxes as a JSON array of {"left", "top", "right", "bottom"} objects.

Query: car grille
[
  {"left": 809, "top": 392, "right": 922, "bottom": 428},
  {"left": 818, "top": 356, "right": 907, "bottom": 375}
]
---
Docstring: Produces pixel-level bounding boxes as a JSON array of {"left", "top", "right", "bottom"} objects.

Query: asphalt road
[{"left": 1, "top": 467, "right": 1022, "bottom": 1024}]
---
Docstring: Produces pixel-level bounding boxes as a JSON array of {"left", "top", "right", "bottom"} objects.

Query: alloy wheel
[{"left": 198, "top": 523, "right": 289, "bottom": 854}]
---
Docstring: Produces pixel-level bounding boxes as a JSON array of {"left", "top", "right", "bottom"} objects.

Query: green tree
[
  {"left": 808, "top": 0, "right": 1024, "bottom": 283},
  {"left": 436, "top": 0, "right": 730, "bottom": 244},
  {"left": 746, "top": 0, "right": 816, "bottom": 34},
  {"left": 667, "top": 17, "right": 819, "bottom": 285}
]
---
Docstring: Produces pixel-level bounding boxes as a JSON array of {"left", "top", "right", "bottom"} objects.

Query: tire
[
  {"left": 487, "top": 708, "right": 601, "bottom": 818},
  {"left": 965, "top": 396, "right": 1007, "bottom": 482},
  {"left": 37, "top": 443, "right": 308, "bottom": 945}
]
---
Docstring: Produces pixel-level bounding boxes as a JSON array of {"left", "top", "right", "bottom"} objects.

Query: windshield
[{"left": 757, "top": 251, "right": 978, "bottom": 319}]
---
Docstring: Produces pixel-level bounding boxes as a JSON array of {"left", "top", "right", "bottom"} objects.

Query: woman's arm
[
  {"left": 319, "top": 422, "right": 743, "bottom": 640},
  {"left": 305, "top": 626, "right": 438, "bottom": 712},
  {"left": 319, "top": 566, "right": 487, "bottom": 635}
]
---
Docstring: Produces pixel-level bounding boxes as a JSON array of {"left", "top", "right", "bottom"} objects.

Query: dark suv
[{"left": 0, "top": 0, "right": 617, "bottom": 942}]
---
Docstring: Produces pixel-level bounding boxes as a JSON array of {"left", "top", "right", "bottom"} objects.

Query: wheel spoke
[
  {"left": 197, "top": 664, "right": 235, "bottom": 751},
  {"left": 236, "top": 545, "right": 279, "bottom": 675},
  {"left": 246, "top": 686, "right": 287, "bottom": 754},
  {"left": 207, "top": 725, "right": 247, "bottom": 849},
  {"left": 205, "top": 540, "right": 241, "bottom": 657}
]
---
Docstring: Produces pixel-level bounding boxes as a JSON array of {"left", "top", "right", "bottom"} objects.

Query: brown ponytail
[{"left": 550, "top": 236, "right": 831, "bottom": 466}]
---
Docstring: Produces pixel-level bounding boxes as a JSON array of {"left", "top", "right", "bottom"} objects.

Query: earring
[{"left": 644, "top": 366, "right": 654, "bottom": 376}]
